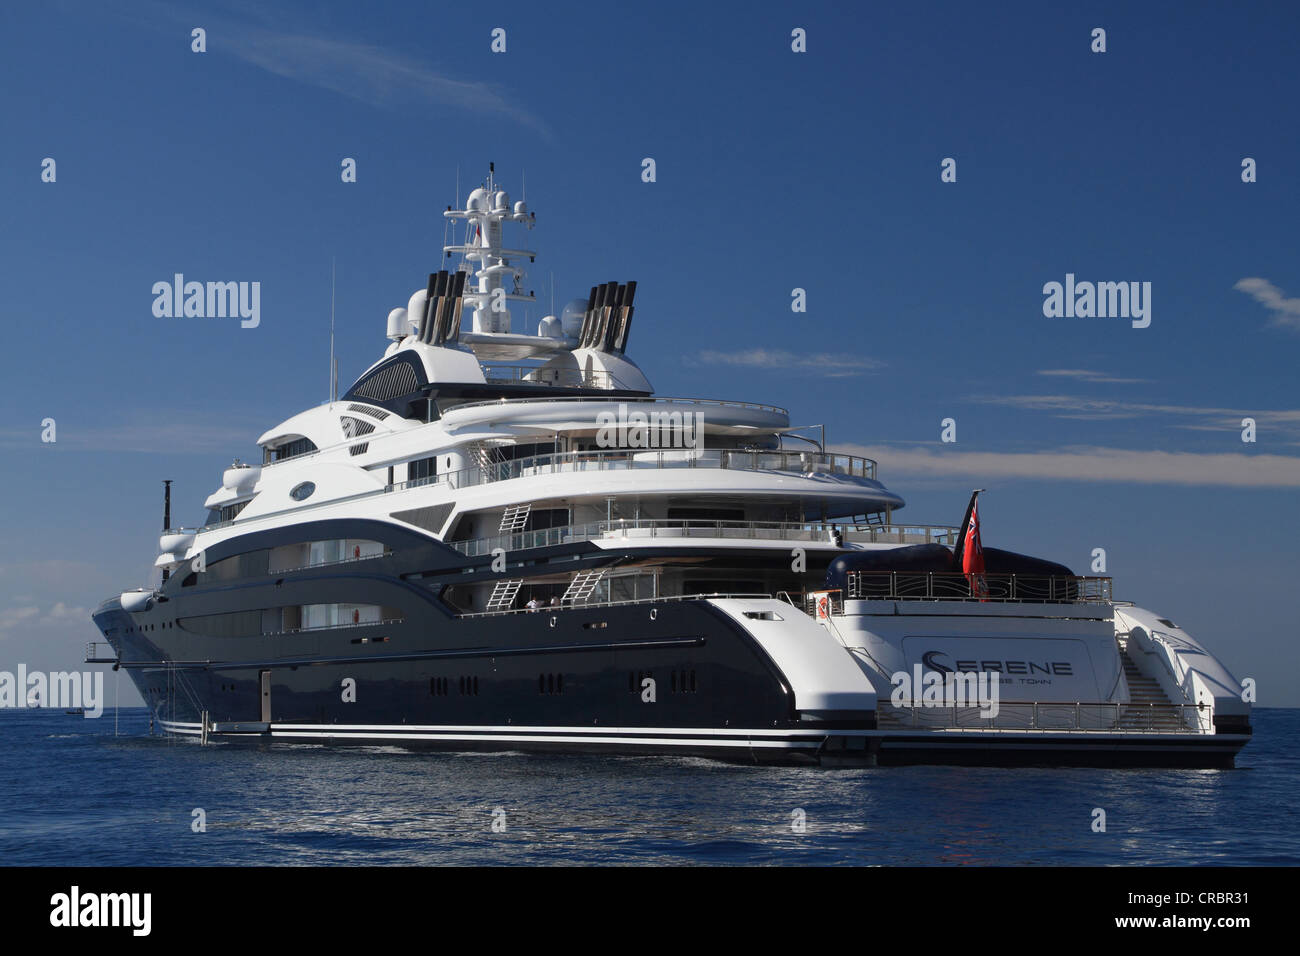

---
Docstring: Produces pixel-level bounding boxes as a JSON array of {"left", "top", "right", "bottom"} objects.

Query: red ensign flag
[{"left": 963, "top": 498, "right": 988, "bottom": 598}]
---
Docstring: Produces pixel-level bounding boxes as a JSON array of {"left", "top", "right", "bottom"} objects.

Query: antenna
[
  {"left": 329, "top": 257, "right": 337, "bottom": 404},
  {"left": 161, "top": 479, "right": 173, "bottom": 582}
]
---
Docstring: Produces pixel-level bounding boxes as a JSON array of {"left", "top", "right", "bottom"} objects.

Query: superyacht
[{"left": 89, "top": 168, "right": 1252, "bottom": 766}]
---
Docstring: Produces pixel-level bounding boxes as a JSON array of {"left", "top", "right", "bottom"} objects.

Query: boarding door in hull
[{"left": 260, "top": 670, "right": 271, "bottom": 722}]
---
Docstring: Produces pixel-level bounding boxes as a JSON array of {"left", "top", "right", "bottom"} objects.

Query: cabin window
[
  {"left": 525, "top": 508, "right": 570, "bottom": 532},
  {"left": 268, "top": 437, "right": 317, "bottom": 463},
  {"left": 217, "top": 500, "right": 250, "bottom": 523},
  {"left": 408, "top": 456, "right": 437, "bottom": 483},
  {"left": 305, "top": 540, "right": 380, "bottom": 569}
]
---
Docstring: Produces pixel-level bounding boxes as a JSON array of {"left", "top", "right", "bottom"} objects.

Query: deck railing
[
  {"left": 444, "top": 395, "right": 789, "bottom": 417},
  {"left": 450, "top": 519, "right": 958, "bottom": 557},
  {"left": 195, "top": 446, "right": 882, "bottom": 537},
  {"left": 458, "top": 591, "right": 771, "bottom": 618},
  {"left": 481, "top": 365, "right": 614, "bottom": 389},
  {"left": 84, "top": 642, "right": 119, "bottom": 664},
  {"left": 878, "top": 701, "right": 1205, "bottom": 733},
  {"left": 390, "top": 447, "right": 879, "bottom": 496},
  {"left": 845, "top": 571, "right": 1112, "bottom": 604}
]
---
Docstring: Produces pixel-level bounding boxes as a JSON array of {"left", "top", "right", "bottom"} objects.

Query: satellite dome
[
  {"left": 538, "top": 315, "right": 563, "bottom": 338},
  {"left": 386, "top": 307, "right": 409, "bottom": 341},
  {"left": 407, "top": 289, "right": 428, "bottom": 333},
  {"left": 467, "top": 188, "right": 489, "bottom": 212}
]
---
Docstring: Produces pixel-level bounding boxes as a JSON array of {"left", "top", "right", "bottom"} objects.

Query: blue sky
[{"left": 1, "top": 1, "right": 1297, "bottom": 704}]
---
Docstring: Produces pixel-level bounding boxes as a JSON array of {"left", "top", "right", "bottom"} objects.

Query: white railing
[
  {"left": 450, "top": 519, "right": 955, "bottom": 557},
  {"left": 390, "top": 447, "right": 879, "bottom": 496},
  {"left": 878, "top": 701, "right": 1206, "bottom": 734},
  {"left": 444, "top": 395, "right": 789, "bottom": 417},
  {"left": 196, "top": 446, "right": 884, "bottom": 537},
  {"left": 846, "top": 572, "right": 1112, "bottom": 604},
  {"left": 459, "top": 591, "right": 771, "bottom": 618},
  {"left": 481, "top": 365, "right": 614, "bottom": 389},
  {"left": 84, "top": 642, "right": 119, "bottom": 663}
]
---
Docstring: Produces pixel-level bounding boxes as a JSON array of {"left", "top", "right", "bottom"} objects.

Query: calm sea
[{"left": 1, "top": 707, "right": 1295, "bottom": 866}]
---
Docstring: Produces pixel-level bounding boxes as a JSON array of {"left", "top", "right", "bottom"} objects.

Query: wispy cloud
[
  {"left": 1036, "top": 369, "right": 1151, "bottom": 385},
  {"left": 694, "top": 349, "right": 884, "bottom": 377},
  {"left": 227, "top": 32, "right": 548, "bottom": 135},
  {"left": 1234, "top": 277, "right": 1300, "bottom": 331},
  {"left": 0, "top": 420, "right": 259, "bottom": 454},
  {"left": 966, "top": 394, "right": 1300, "bottom": 434},
  {"left": 836, "top": 443, "right": 1300, "bottom": 488},
  {"left": 0, "top": 602, "right": 91, "bottom": 638},
  {"left": 122, "top": 2, "right": 548, "bottom": 135}
]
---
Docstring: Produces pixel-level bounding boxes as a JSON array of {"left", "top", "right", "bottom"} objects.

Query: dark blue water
[{"left": 1, "top": 707, "right": 1295, "bottom": 865}]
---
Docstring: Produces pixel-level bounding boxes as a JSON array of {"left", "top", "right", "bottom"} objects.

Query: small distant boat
[
  {"left": 65, "top": 708, "right": 85, "bottom": 716},
  {"left": 26, "top": 689, "right": 40, "bottom": 708}
]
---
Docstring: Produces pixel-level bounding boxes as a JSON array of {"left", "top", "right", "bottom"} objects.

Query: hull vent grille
[{"left": 390, "top": 503, "right": 454, "bottom": 535}]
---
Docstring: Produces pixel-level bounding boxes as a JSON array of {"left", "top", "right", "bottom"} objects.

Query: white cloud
[
  {"left": 119, "top": 3, "right": 548, "bottom": 135},
  {"left": 228, "top": 32, "right": 549, "bottom": 135},
  {"left": 0, "top": 602, "right": 93, "bottom": 638},
  {"left": 694, "top": 349, "right": 884, "bottom": 376},
  {"left": 0, "top": 420, "right": 260, "bottom": 454},
  {"left": 47, "top": 602, "right": 90, "bottom": 621},
  {"left": 836, "top": 443, "right": 1300, "bottom": 488},
  {"left": 1036, "top": 369, "right": 1151, "bottom": 385},
  {"left": 966, "top": 394, "right": 1300, "bottom": 435},
  {"left": 1234, "top": 277, "right": 1300, "bottom": 331},
  {"left": 0, "top": 607, "right": 41, "bottom": 632}
]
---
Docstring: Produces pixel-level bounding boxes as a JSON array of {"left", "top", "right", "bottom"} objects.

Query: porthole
[{"left": 290, "top": 481, "right": 316, "bottom": 501}]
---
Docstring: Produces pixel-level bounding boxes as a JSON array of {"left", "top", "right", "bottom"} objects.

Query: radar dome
[
  {"left": 467, "top": 188, "right": 489, "bottom": 212},
  {"left": 386, "top": 307, "right": 409, "bottom": 342},
  {"left": 560, "top": 297, "right": 588, "bottom": 338},
  {"left": 407, "top": 289, "right": 428, "bottom": 333},
  {"left": 538, "top": 315, "right": 563, "bottom": 338}
]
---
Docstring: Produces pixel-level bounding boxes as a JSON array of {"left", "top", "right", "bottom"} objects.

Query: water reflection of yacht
[{"left": 88, "top": 168, "right": 1250, "bottom": 767}]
